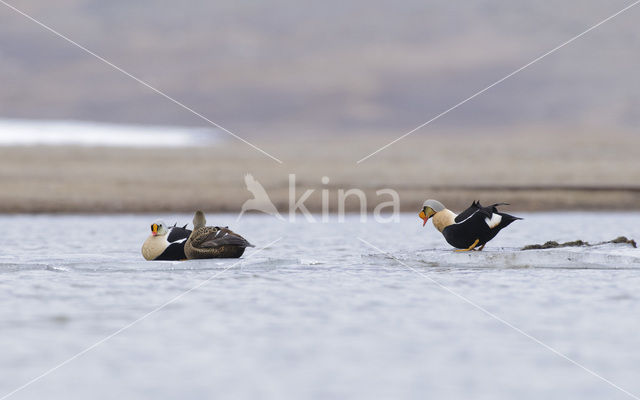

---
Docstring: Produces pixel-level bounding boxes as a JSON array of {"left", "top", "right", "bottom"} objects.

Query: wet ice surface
[
  {"left": 1, "top": 213, "right": 639, "bottom": 400},
  {"left": 387, "top": 244, "right": 640, "bottom": 270}
]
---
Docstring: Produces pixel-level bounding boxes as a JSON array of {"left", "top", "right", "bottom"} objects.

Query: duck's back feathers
[
  {"left": 442, "top": 202, "right": 521, "bottom": 249},
  {"left": 454, "top": 200, "right": 481, "bottom": 223},
  {"left": 455, "top": 201, "right": 512, "bottom": 222},
  {"left": 167, "top": 226, "right": 191, "bottom": 243},
  {"left": 185, "top": 224, "right": 254, "bottom": 259},
  {"left": 198, "top": 227, "right": 254, "bottom": 248}
]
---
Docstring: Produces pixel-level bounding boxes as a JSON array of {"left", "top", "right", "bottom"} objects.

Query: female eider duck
[
  {"left": 184, "top": 210, "right": 254, "bottom": 259},
  {"left": 419, "top": 200, "right": 522, "bottom": 251},
  {"left": 142, "top": 221, "right": 192, "bottom": 261}
]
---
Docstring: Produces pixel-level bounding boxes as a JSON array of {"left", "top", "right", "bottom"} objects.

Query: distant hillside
[{"left": 1, "top": 0, "right": 639, "bottom": 135}]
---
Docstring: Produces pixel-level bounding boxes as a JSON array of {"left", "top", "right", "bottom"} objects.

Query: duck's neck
[
  {"left": 194, "top": 222, "right": 205, "bottom": 230},
  {"left": 432, "top": 209, "right": 457, "bottom": 232}
]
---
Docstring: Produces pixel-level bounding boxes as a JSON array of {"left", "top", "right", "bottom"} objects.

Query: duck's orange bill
[
  {"left": 419, "top": 211, "right": 428, "bottom": 226},
  {"left": 152, "top": 224, "right": 158, "bottom": 236}
]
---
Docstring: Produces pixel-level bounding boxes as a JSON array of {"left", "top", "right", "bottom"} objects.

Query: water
[
  {"left": 0, "top": 119, "right": 218, "bottom": 147},
  {"left": 1, "top": 213, "right": 639, "bottom": 400}
]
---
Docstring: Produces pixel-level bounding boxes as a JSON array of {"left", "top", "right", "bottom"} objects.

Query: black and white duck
[
  {"left": 184, "top": 211, "right": 254, "bottom": 259},
  {"left": 141, "top": 221, "right": 192, "bottom": 261},
  {"left": 419, "top": 199, "right": 522, "bottom": 251}
]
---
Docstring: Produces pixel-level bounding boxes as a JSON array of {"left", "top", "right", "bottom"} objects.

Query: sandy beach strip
[{"left": 1, "top": 129, "right": 638, "bottom": 213}]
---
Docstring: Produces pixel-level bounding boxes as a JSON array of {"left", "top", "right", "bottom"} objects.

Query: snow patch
[{"left": 0, "top": 119, "right": 218, "bottom": 147}]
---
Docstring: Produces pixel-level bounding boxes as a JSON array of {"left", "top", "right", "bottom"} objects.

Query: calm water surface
[{"left": 1, "top": 213, "right": 639, "bottom": 400}]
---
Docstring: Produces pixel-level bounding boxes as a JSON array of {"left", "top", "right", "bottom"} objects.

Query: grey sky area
[{"left": 1, "top": 0, "right": 639, "bottom": 135}]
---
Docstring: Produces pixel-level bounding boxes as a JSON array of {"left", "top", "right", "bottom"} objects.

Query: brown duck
[{"left": 184, "top": 210, "right": 254, "bottom": 259}]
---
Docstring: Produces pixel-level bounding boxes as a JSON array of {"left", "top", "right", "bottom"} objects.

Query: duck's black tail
[{"left": 498, "top": 212, "right": 523, "bottom": 228}]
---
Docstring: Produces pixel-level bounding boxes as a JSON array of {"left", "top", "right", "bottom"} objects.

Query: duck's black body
[
  {"left": 153, "top": 226, "right": 191, "bottom": 260},
  {"left": 154, "top": 243, "right": 187, "bottom": 260},
  {"left": 443, "top": 201, "right": 521, "bottom": 249}
]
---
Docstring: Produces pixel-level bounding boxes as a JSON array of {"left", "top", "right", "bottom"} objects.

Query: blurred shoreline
[
  {"left": 0, "top": 189, "right": 637, "bottom": 213},
  {"left": 1, "top": 127, "right": 638, "bottom": 213}
]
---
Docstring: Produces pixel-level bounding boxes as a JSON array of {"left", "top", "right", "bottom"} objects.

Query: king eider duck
[
  {"left": 184, "top": 210, "right": 255, "bottom": 259},
  {"left": 419, "top": 200, "right": 522, "bottom": 251},
  {"left": 141, "top": 221, "right": 192, "bottom": 261}
]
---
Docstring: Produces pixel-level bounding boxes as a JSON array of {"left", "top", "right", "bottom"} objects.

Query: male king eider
[
  {"left": 141, "top": 221, "right": 192, "bottom": 261},
  {"left": 184, "top": 210, "right": 254, "bottom": 259},
  {"left": 419, "top": 199, "right": 522, "bottom": 251}
]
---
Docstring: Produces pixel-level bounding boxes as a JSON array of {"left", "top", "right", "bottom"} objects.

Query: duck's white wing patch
[{"left": 485, "top": 213, "right": 502, "bottom": 229}]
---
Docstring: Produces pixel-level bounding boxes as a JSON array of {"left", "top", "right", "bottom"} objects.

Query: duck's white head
[
  {"left": 150, "top": 220, "right": 169, "bottom": 237},
  {"left": 419, "top": 199, "right": 445, "bottom": 226}
]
